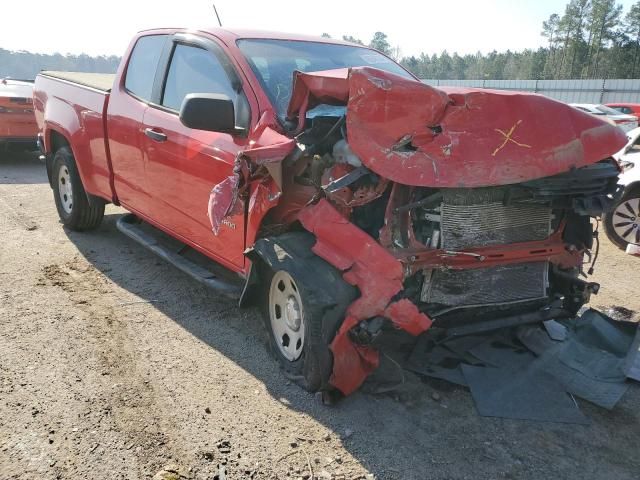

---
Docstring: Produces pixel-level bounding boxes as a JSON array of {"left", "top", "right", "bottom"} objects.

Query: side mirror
[{"left": 179, "top": 93, "right": 240, "bottom": 134}]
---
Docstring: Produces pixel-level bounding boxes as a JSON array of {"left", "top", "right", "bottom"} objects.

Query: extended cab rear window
[{"left": 125, "top": 35, "right": 168, "bottom": 101}]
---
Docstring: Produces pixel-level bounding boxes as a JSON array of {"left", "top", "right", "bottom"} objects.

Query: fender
[{"left": 245, "top": 233, "right": 338, "bottom": 307}]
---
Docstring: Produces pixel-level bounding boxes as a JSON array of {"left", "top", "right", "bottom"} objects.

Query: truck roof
[
  {"left": 138, "top": 27, "right": 360, "bottom": 47},
  {"left": 37, "top": 29, "right": 362, "bottom": 94}
]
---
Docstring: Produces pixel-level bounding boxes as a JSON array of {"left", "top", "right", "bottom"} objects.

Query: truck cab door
[
  {"left": 107, "top": 34, "right": 169, "bottom": 214},
  {"left": 141, "top": 35, "right": 252, "bottom": 271}
]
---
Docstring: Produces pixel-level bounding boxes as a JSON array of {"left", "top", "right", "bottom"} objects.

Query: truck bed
[
  {"left": 40, "top": 71, "right": 115, "bottom": 92},
  {"left": 34, "top": 72, "right": 114, "bottom": 201}
]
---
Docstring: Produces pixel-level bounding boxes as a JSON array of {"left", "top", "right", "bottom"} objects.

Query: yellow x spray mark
[{"left": 491, "top": 120, "right": 532, "bottom": 157}]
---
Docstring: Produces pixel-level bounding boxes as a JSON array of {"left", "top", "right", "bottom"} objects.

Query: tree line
[
  {"left": 0, "top": 49, "right": 120, "bottom": 79},
  {"left": 329, "top": 0, "right": 640, "bottom": 79},
  {"left": 3, "top": 0, "right": 640, "bottom": 81}
]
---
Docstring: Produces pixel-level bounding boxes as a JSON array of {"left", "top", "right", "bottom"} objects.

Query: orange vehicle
[
  {"left": 605, "top": 102, "right": 640, "bottom": 116},
  {"left": 0, "top": 78, "right": 38, "bottom": 150}
]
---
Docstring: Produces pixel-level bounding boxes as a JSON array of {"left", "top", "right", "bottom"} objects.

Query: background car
[
  {"left": 0, "top": 78, "right": 38, "bottom": 151},
  {"left": 605, "top": 102, "right": 640, "bottom": 116},
  {"left": 604, "top": 126, "right": 640, "bottom": 250},
  {"left": 570, "top": 103, "right": 638, "bottom": 132}
]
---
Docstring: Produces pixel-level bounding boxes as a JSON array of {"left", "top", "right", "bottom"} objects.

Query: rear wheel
[
  {"left": 52, "top": 146, "right": 105, "bottom": 231},
  {"left": 258, "top": 233, "right": 357, "bottom": 392},
  {"left": 604, "top": 188, "right": 640, "bottom": 250}
]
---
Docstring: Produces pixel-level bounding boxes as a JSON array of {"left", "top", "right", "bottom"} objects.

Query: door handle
[{"left": 144, "top": 128, "right": 167, "bottom": 142}]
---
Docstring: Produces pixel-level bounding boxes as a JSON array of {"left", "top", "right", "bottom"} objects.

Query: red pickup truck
[{"left": 34, "top": 28, "right": 627, "bottom": 397}]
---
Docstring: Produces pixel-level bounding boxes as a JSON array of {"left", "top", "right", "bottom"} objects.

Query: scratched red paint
[
  {"left": 207, "top": 111, "right": 295, "bottom": 237},
  {"left": 288, "top": 67, "right": 627, "bottom": 187}
]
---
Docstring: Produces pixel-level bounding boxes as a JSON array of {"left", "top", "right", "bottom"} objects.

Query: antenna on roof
[{"left": 212, "top": 3, "right": 223, "bottom": 27}]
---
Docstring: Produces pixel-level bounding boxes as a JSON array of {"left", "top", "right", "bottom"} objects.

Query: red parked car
[
  {"left": 0, "top": 78, "right": 38, "bottom": 150},
  {"left": 606, "top": 102, "right": 640, "bottom": 116},
  {"left": 33, "top": 28, "right": 626, "bottom": 397}
]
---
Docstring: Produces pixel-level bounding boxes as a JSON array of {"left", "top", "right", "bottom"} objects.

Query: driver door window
[{"left": 162, "top": 44, "right": 236, "bottom": 110}]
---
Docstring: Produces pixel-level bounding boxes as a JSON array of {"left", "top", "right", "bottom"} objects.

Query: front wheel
[
  {"left": 257, "top": 232, "right": 357, "bottom": 392},
  {"left": 604, "top": 188, "right": 640, "bottom": 250},
  {"left": 52, "top": 146, "right": 104, "bottom": 231}
]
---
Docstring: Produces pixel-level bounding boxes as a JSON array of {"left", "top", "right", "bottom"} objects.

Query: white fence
[{"left": 421, "top": 79, "right": 640, "bottom": 104}]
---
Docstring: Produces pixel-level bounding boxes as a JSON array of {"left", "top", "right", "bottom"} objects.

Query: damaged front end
[{"left": 215, "top": 67, "right": 627, "bottom": 396}]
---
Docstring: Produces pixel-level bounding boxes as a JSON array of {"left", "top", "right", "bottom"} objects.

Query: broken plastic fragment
[
  {"left": 298, "top": 199, "right": 432, "bottom": 394},
  {"left": 207, "top": 173, "right": 242, "bottom": 235}
]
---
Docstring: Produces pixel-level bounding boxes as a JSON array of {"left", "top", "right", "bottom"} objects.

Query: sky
[{"left": 2, "top": 0, "right": 639, "bottom": 58}]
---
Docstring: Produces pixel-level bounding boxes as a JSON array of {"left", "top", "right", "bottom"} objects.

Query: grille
[
  {"left": 423, "top": 262, "right": 549, "bottom": 306},
  {"left": 440, "top": 202, "right": 552, "bottom": 250}
]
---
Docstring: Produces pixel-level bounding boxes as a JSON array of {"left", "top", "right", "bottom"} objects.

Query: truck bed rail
[{"left": 40, "top": 71, "right": 115, "bottom": 92}]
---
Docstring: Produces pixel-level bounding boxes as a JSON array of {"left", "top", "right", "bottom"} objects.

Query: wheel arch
[
  {"left": 242, "top": 232, "right": 338, "bottom": 308},
  {"left": 44, "top": 128, "right": 71, "bottom": 187},
  {"left": 46, "top": 129, "right": 106, "bottom": 208},
  {"left": 604, "top": 182, "right": 640, "bottom": 250},
  {"left": 622, "top": 181, "right": 640, "bottom": 197}
]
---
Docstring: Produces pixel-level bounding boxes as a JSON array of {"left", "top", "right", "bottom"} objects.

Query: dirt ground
[{"left": 1, "top": 152, "right": 639, "bottom": 480}]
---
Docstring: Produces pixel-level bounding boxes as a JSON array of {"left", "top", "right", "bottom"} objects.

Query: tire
[
  {"left": 52, "top": 146, "right": 105, "bottom": 231},
  {"left": 604, "top": 187, "right": 640, "bottom": 250},
  {"left": 257, "top": 233, "right": 357, "bottom": 392}
]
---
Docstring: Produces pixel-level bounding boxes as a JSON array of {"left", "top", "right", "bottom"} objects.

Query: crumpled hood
[{"left": 287, "top": 67, "right": 627, "bottom": 187}]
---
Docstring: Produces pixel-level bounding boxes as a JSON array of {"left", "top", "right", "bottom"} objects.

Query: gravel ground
[{"left": 1, "top": 152, "right": 639, "bottom": 480}]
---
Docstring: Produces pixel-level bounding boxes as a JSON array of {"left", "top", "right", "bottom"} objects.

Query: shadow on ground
[{"left": 0, "top": 149, "right": 46, "bottom": 184}]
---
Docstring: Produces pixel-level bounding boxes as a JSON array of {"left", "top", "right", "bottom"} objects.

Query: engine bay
[{"left": 267, "top": 114, "right": 620, "bottom": 330}]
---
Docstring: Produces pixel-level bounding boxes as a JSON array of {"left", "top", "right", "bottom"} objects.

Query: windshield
[
  {"left": 596, "top": 105, "right": 624, "bottom": 116},
  {"left": 237, "top": 38, "right": 414, "bottom": 118}
]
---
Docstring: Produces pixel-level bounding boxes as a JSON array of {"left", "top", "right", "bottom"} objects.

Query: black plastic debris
[
  {"left": 517, "top": 309, "right": 635, "bottom": 409},
  {"left": 626, "top": 327, "right": 640, "bottom": 381},
  {"left": 543, "top": 319, "right": 567, "bottom": 341},
  {"left": 461, "top": 363, "right": 589, "bottom": 424},
  {"left": 406, "top": 337, "right": 469, "bottom": 386},
  {"left": 468, "top": 336, "right": 533, "bottom": 369},
  {"left": 408, "top": 308, "right": 639, "bottom": 421}
]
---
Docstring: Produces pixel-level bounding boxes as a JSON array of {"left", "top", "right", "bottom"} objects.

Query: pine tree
[
  {"left": 624, "top": 1, "right": 640, "bottom": 77},
  {"left": 368, "top": 32, "right": 392, "bottom": 55},
  {"left": 585, "top": 0, "right": 623, "bottom": 77}
]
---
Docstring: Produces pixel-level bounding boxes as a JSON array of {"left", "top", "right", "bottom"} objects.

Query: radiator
[
  {"left": 423, "top": 188, "right": 552, "bottom": 307},
  {"left": 423, "top": 262, "right": 549, "bottom": 306},
  {"left": 440, "top": 202, "right": 552, "bottom": 250}
]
